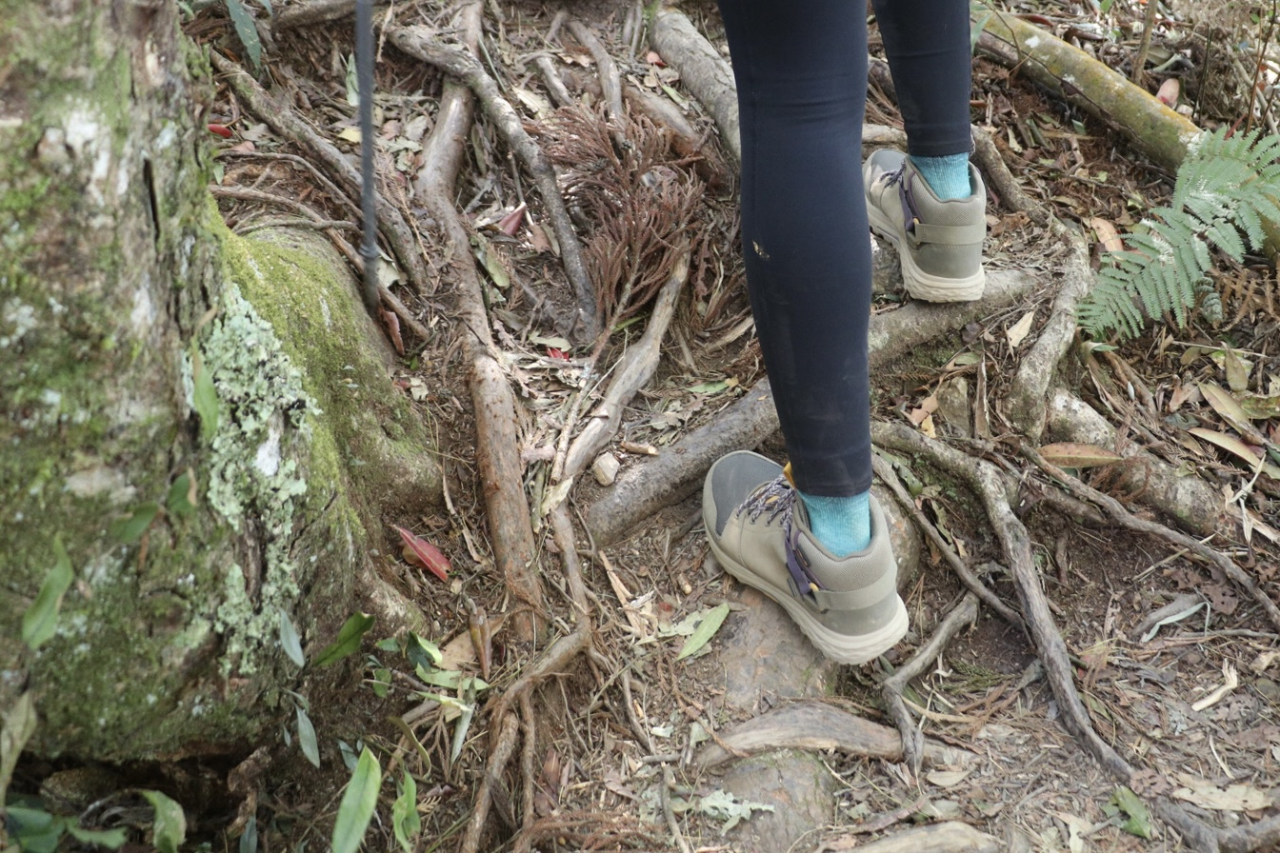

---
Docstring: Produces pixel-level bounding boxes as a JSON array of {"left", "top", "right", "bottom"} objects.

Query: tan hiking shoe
[
  {"left": 864, "top": 148, "right": 987, "bottom": 302},
  {"left": 702, "top": 451, "right": 908, "bottom": 665}
]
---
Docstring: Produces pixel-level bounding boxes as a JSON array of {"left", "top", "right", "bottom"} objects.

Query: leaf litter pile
[{"left": 76, "top": 0, "right": 1280, "bottom": 850}]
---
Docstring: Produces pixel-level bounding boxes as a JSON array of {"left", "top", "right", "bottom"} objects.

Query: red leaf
[
  {"left": 646, "top": 50, "right": 665, "bottom": 67},
  {"left": 497, "top": 202, "right": 527, "bottom": 237},
  {"left": 546, "top": 347, "right": 569, "bottom": 360},
  {"left": 208, "top": 123, "right": 234, "bottom": 138},
  {"left": 381, "top": 307, "right": 404, "bottom": 356},
  {"left": 395, "top": 525, "right": 450, "bottom": 581}
]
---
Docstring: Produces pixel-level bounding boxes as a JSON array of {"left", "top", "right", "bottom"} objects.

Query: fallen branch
[
  {"left": 585, "top": 269, "right": 1039, "bottom": 545},
  {"left": 411, "top": 2, "right": 545, "bottom": 643},
  {"left": 648, "top": 7, "right": 741, "bottom": 164},
  {"left": 209, "top": 51, "right": 432, "bottom": 296},
  {"left": 386, "top": 23, "right": 602, "bottom": 340},
  {"left": 695, "top": 701, "right": 976, "bottom": 770},
  {"left": 880, "top": 593, "right": 979, "bottom": 774},
  {"left": 975, "top": 7, "right": 1199, "bottom": 173},
  {"left": 568, "top": 21, "right": 624, "bottom": 124}
]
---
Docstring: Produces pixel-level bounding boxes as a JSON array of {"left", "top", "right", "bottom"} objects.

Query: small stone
[
  {"left": 936, "top": 376, "right": 972, "bottom": 437},
  {"left": 592, "top": 452, "right": 621, "bottom": 486}
]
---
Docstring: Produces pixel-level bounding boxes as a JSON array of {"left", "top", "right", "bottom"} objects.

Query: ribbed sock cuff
[
  {"left": 912, "top": 153, "right": 972, "bottom": 201},
  {"left": 798, "top": 489, "right": 871, "bottom": 558}
]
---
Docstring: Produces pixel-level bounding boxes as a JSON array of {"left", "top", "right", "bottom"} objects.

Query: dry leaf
[
  {"left": 1222, "top": 345, "right": 1251, "bottom": 392},
  {"left": 926, "top": 769, "right": 971, "bottom": 788},
  {"left": 1156, "top": 77, "right": 1180, "bottom": 108},
  {"left": 1172, "top": 773, "right": 1272, "bottom": 811},
  {"left": 1189, "top": 428, "right": 1279, "bottom": 478},
  {"left": 1089, "top": 217, "right": 1124, "bottom": 252},
  {"left": 1006, "top": 310, "right": 1035, "bottom": 349},
  {"left": 395, "top": 525, "right": 451, "bottom": 581},
  {"left": 1039, "top": 442, "right": 1123, "bottom": 469}
]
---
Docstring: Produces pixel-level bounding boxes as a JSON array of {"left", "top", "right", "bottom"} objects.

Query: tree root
[
  {"left": 873, "top": 421, "right": 1280, "bottom": 852},
  {"left": 696, "top": 700, "right": 976, "bottom": 771},
  {"left": 1023, "top": 445, "right": 1280, "bottom": 633},
  {"left": 648, "top": 7, "right": 742, "bottom": 165},
  {"left": 872, "top": 454, "right": 1024, "bottom": 629},
  {"left": 1045, "top": 387, "right": 1224, "bottom": 536},
  {"left": 559, "top": 252, "right": 690, "bottom": 484},
  {"left": 881, "top": 593, "right": 980, "bottom": 774},
  {"left": 409, "top": 2, "right": 546, "bottom": 644},
  {"left": 386, "top": 24, "right": 602, "bottom": 340},
  {"left": 585, "top": 269, "right": 1038, "bottom": 545},
  {"left": 209, "top": 51, "right": 432, "bottom": 297}
]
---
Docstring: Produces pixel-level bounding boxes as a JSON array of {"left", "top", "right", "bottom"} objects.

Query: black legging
[{"left": 718, "top": 0, "right": 972, "bottom": 496}]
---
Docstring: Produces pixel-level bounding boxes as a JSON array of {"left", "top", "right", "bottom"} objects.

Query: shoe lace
[{"left": 736, "top": 476, "right": 824, "bottom": 597}]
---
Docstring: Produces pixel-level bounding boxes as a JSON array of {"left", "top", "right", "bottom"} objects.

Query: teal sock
[
  {"left": 912, "top": 153, "right": 972, "bottom": 201},
  {"left": 798, "top": 490, "right": 872, "bottom": 558}
]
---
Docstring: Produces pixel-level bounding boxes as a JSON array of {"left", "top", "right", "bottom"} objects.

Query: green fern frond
[{"left": 1079, "top": 127, "right": 1280, "bottom": 340}]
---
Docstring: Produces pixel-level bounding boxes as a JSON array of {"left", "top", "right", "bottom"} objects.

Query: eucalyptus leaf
[
  {"left": 22, "top": 539, "right": 74, "bottom": 650},
  {"left": 141, "top": 790, "right": 187, "bottom": 853},
  {"left": 166, "top": 472, "right": 197, "bottom": 518},
  {"left": 675, "top": 603, "right": 731, "bottom": 660},
  {"left": 296, "top": 705, "right": 320, "bottom": 767},
  {"left": 66, "top": 825, "right": 127, "bottom": 849},
  {"left": 279, "top": 608, "right": 305, "bottom": 667},
  {"left": 331, "top": 748, "right": 382, "bottom": 853},
  {"left": 1, "top": 692, "right": 37, "bottom": 803},
  {"left": 239, "top": 815, "right": 258, "bottom": 853},
  {"left": 225, "top": 0, "right": 263, "bottom": 71},
  {"left": 314, "top": 613, "right": 375, "bottom": 668},
  {"left": 1111, "top": 786, "right": 1153, "bottom": 839}
]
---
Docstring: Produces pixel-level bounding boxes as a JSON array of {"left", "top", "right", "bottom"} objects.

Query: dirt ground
[{"left": 15, "top": 0, "right": 1280, "bottom": 850}]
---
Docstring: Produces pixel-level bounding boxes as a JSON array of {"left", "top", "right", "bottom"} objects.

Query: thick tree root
[
  {"left": 696, "top": 700, "right": 976, "bottom": 771},
  {"left": 585, "top": 269, "right": 1038, "bottom": 545},
  {"left": 410, "top": 2, "right": 546, "bottom": 643},
  {"left": 1023, "top": 445, "right": 1280, "bottom": 633},
  {"left": 209, "top": 51, "right": 432, "bottom": 296},
  {"left": 386, "top": 24, "right": 602, "bottom": 340},
  {"left": 648, "top": 8, "right": 741, "bottom": 164},
  {"left": 880, "top": 592, "right": 980, "bottom": 774}
]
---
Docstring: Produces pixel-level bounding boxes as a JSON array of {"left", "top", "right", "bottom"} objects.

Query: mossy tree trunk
[{"left": 0, "top": 0, "right": 437, "bottom": 762}]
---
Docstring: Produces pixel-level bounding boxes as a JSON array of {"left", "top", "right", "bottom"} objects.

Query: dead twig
[
  {"left": 872, "top": 453, "right": 1024, "bottom": 629},
  {"left": 880, "top": 593, "right": 979, "bottom": 774},
  {"left": 568, "top": 21, "right": 624, "bottom": 125}
]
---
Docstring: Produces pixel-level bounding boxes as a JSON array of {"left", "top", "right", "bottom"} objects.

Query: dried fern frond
[
  {"left": 544, "top": 105, "right": 706, "bottom": 323},
  {"left": 1078, "top": 127, "right": 1280, "bottom": 341}
]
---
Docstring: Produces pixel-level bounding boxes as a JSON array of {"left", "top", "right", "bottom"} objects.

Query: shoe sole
[
  {"left": 868, "top": 203, "right": 986, "bottom": 303},
  {"left": 707, "top": 533, "right": 909, "bottom": 665}
]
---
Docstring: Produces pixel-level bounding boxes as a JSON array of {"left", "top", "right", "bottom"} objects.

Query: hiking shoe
[
  {"left": 702, "top": 451, "right": 908, "bottom": 665},
  {"left": 864, "top": 148, "right": 987, "bottom": 303}
]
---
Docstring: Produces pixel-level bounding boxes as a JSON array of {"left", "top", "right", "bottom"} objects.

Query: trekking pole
[{"left": 356, "top": 0, "right": 380, "bottom": 316}]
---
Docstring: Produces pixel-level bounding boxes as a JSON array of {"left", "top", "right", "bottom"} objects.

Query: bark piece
[
  {"left": 697, "top": 701, "right": 976, "bottom": 770},
  {"left": 584, "top": 269, "right": 1038, "bottom": 545}
]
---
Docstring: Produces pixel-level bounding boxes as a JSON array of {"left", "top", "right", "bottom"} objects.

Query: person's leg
[
  {"left": 717, "top": 0, "right": 873, "bottom": 553},
  {"left": 871, "top": 0, "right": 973, "bottom": 199}
]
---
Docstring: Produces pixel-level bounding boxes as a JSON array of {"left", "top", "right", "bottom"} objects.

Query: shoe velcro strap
[
  {"left": 908, "top": 220, "right": 986, "bottom": 246},
  {"left": 809, "top": 586, "right": 883, "bottom": 611}
]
